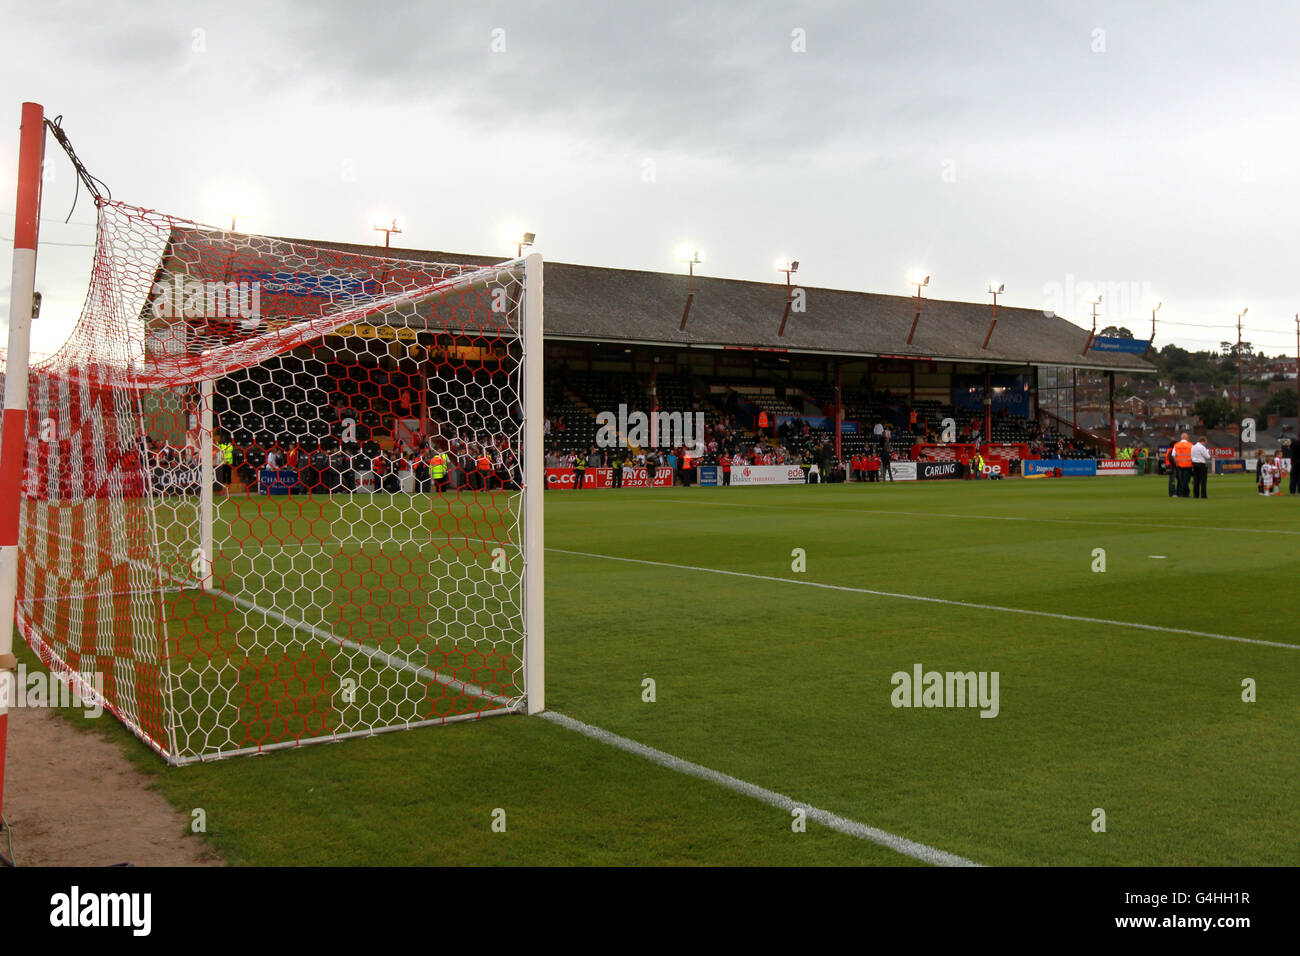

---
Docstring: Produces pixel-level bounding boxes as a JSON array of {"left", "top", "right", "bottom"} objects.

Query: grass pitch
[{"left": 27, "top": 474, "right": 1300, "bottom": 865}]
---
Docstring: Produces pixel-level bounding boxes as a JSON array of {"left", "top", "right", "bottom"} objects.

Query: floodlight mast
[
  {"left": 1149, "top": 300, "right": 1170, "bottom": 356},
  {"left": 777, "top": 258, "right": 799, "bottom": 336},
  {"left": 679, "top": 249, "right": 703, "bottom": 331},
  {"left": 1235, "top": 307, "right": 1248, "bottom": 455},
  {"left": 374, "top": 218, "right": 402, "bottom": 249},
  {"left": 906, "top": 272, "right": 929, "bottom": 345},
  {"left": 1081, "top": 294, "right": 1102, "bottom": 355},
  {"left": 982, "top": 281, "right": 1004, "bottom": 350}
]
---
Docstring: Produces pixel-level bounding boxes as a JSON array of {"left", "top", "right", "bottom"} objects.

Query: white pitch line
[
  {"left": 547, "top": 547, "right": 1300, "bottom": 651},
  {"left": 204, "top": 549, "right": 974, "bottom": 865},
  {"left": 211, "top": 588, "right": 520, "bottom": 710},
  {"left": 539, "top": 709, "right": 979, "bottom": 867},
  {"left": 661, "top": 493, "right": 1300, "bottom": 536},
  {"left": 856, "top": 507, "right": 1300, "bottom": 538}
]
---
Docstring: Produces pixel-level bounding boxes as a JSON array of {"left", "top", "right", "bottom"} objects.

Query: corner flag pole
[{"left": 0, "top": 102, "right": 46, "bottom": 831}]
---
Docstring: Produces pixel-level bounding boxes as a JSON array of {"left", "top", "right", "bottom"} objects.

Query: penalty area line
[
  {"left": 548, "top": 548, "right": 1300, "bottom": 652},
  {"left": 538, "top": 709, "right": 980, "bottom": 867}
]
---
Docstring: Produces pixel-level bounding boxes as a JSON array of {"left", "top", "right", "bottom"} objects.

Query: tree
[
  {"left": 1157, "top": 344, "right": 1192, "bottom": 371},
  {"left": 1099, "top": 325, "right": 1134, "bottom": 339},
  {"left": 1260, "top": 390, "right": 1299, "bottom": 419},
  {"left": 1194, "top": 396, "right": 1236, "bottom": 429}
]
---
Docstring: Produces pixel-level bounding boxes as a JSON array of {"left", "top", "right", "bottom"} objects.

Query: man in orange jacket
[{"left": 1172, "top": 432, "right": 1194, "bottom": 498}]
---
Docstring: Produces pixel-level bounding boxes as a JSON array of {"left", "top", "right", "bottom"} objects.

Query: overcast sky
[{"left": 2, "top": 0, "right": 1298, "bottom": 358}]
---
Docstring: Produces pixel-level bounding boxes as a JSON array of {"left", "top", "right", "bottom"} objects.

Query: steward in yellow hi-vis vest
[
  {"left": 217, "top": 441, "right": 234, "bottom": 489},
  {"left": 429, "top": 451, "right": 449, "bottom": 493}
]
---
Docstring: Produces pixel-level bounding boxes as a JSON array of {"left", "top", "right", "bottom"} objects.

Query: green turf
[{"left": 22, "top": 474, "right": 1300, "bottom": 865}]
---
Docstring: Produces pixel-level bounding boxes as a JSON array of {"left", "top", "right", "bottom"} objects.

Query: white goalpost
[
  {"left": 199, "top": 374, "right": 215, "bottom": 594},
  {"left": 522, "top": 252, "right": 545, "bottom": 715}
]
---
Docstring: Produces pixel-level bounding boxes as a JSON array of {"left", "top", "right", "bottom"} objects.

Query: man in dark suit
[{"left": 1191, "top": 436, "right": 1211, "bottom": 499}]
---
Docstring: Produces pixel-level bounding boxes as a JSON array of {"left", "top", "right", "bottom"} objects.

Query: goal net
[{"left": 15, "top": 200, "right": 544, "bottom": 764}]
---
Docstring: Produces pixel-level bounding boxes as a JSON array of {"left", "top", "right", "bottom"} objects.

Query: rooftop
[{"left": 278, "top": 236, "right": 1157, "bottom": 374}]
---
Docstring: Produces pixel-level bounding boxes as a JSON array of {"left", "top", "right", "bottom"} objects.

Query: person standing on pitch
[
  {"left": 429, "top": 447, "right": 449, "bottom": 493},
  {"left": 1191, "top": 435, "right": 1211, "bottom": 499},
  {"left": 1288, "top": 439, "right": 1300, "bottom": 495},
  {"left": 1165, "top": 444, "right": 1177, "bottom": 497},
  {"left": 1259, "top": 455, "right": 1279, "bottom": 496},
  {"left": 1172, "top": 432, "right": 1194, "bottom": 498},
  {"left": 880, "top": 428, "right": 893, "bottom": 482},
  {"left": 572, "top": 449, "right": 586, "bottom": 490}
]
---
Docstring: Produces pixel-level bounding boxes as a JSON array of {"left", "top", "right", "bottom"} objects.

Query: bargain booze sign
[{"left": 1096, "top": 459, "right": 1139, "bottom": 475}]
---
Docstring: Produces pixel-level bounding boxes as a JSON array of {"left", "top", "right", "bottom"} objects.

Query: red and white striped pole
[{"left": 0, "top": 102, "right": 46, "bottom": 827}]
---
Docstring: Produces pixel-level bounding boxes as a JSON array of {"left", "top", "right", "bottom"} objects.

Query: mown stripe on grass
[
  {"left": 539, "top": 710, "right": 980, "bottom": 867},
  {"left": 548, "top": 547, "right": 1300, "bottom": 651},
  {"left": 666, "top": 495, "right": 1300, "bottom": 536}
]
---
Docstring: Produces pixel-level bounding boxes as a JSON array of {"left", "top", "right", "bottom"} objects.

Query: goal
[{"left": 10, "top": 198, "right": 545, "bottom": 764}]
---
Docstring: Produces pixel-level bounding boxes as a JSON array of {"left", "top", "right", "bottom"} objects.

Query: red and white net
[{"left": 17, "top": 201, "right": 537, "bottom": 762}]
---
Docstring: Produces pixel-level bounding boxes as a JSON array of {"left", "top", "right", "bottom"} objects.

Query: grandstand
[{"left": 269, "top": 236, "right": 1154, "bottom": 474}]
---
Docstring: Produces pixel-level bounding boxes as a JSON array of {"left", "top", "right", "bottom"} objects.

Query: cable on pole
[{"left": 43, "top": 115, "right": 112, "bottom": 222}]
